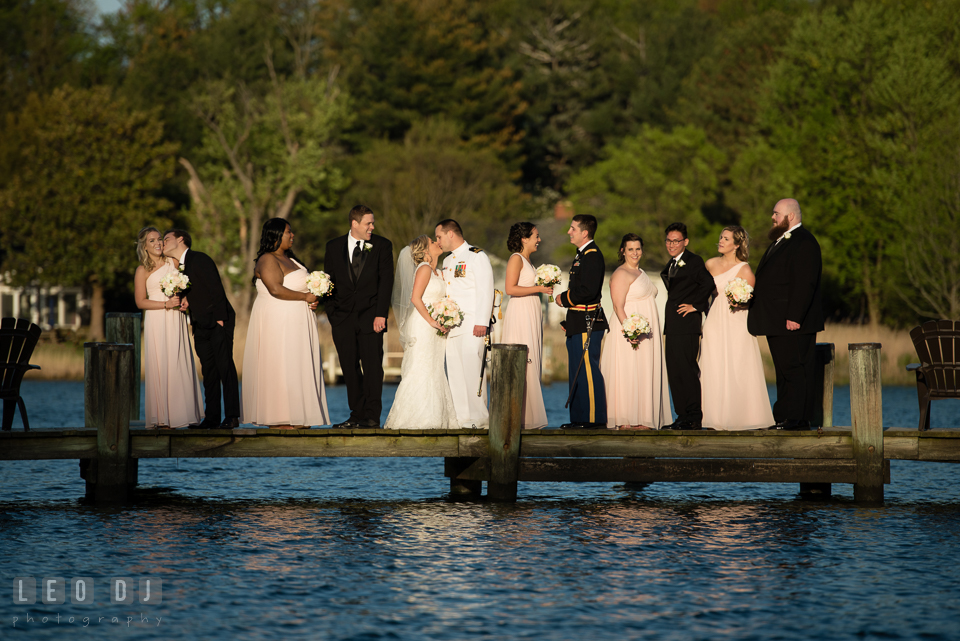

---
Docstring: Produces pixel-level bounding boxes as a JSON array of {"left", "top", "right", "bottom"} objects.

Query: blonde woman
[
  {"left": 134, "top": 226, "right": 203, "bottom": 428},
  {"left": 384, "top": 235, "right": 458, "bottom": 430},
  {"left": 699, "top": 226, "right": 774, "bottom": 430}
]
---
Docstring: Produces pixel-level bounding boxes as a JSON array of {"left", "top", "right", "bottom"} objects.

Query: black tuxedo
[
  {"left": 660, "top": 250, "right": 713, "bottom": 424},
  {"left": 748, "top": 225, "right": 823, "bottom": 423},
  {"left": 323, "top": 233, "right": 394, "bottom": 424},
  {"left": 181, "top": 249, "right": 240, "bottom": 422}
]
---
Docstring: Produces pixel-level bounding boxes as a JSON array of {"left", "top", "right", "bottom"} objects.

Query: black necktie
[
  {"left": 668, "top": 258, "right": 679, "bottom": 280},
  {"left": 351, "top": 240, "right": 362, "bottom": 279}
]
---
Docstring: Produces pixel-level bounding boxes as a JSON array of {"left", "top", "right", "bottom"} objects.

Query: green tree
[
  {"left": 341, "top": 118, "right": 527, "bottom": 257},
  {"left": 179, "top": 51, "right": 350, "bottom": 322},
  {"left": 0, "top": 85, "right": 178, "bottom": 338},
  {"left": 566, "top": 124, "right": 725, "bottom": 264},
  {"left": 326, "top": 0, "right": 526, "bottom": 164},
  {"left": 753, "top": 1, "right": 960, "bottom": 325},
  {"left": 0, "top": 0, "right": 94, "bottom": 121}
]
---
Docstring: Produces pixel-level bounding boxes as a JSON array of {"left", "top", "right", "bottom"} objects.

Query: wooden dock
[{"left": 2, "top": 319, "right": 958, "bottom": 505}]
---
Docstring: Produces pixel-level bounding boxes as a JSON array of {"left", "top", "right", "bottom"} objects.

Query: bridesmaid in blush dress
[
  {"left": 500, "top": 222, "right": 553, "bottom": 429},
  {"left": 134, "top": 226, "right": 203, "bottom": 428},
  {"left": 242, "top": 218, "right": 329, "bottom": 429},
  {"left": 601, "top": 234, "right": 671, "bottom": 430},
  {"left": 699, "top": 226, "right": 774, "bottom": 430}
]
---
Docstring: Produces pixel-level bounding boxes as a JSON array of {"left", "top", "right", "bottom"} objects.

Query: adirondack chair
[
  {"left": 906, "top": 319, "right": 960, "bottom": 431},
  {"left": 1, "top": 317, "right": 42, "bottom": 431}
]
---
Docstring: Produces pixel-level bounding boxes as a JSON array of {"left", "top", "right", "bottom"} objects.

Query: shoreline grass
[{"left": 27, "top": 320, "right": 921, "bottom": 386}]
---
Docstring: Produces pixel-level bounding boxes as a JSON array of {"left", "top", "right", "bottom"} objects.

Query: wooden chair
[
  {"left": 906, "top": 320, "right": 960, "bottom": 431},
  {"left": 1, "top": 317, "right": 42, "bottom": 431}
]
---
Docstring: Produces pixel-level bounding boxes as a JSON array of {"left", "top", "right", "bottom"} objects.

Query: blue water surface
[{"left": 1, "top": 382, "right": 959, "bottom": 640}]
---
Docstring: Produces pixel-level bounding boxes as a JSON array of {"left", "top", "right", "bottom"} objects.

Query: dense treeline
[{"left": 1, "top": 0, "right": 958, "bottom": 337}]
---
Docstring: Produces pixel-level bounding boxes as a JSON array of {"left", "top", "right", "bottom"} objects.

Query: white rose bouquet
[
  {"left": 427, "top": 296, "right": 464, "bottom": 336},
  {"left": 305, "top": 271, "right": 334, "bottom": 298},
  {"left": 535, "top": 264, "right": 562, "bottom": 302},
  {"left": 159, "top": 270, "right": 190, "bottom": 299},
  {"left": 724, "top": 277, "right": 753, "bottom": 308},
  {"left": 621, "top": 313, "right": 651, "bottom": 350}
]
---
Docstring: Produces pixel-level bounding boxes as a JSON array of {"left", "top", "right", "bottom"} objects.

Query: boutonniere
[
  {"left": 677, "top": 259, "right": 686, "bottom": 268},
  {"left": 363, "top": 242, "right": 373, "bottom": 252},
  {"left": 783, "top": 232, "right": 791, "bottom": 240}
]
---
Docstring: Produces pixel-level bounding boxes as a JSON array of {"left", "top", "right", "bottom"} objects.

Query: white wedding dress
[{"left": 384, "top": 263, "right": 459, "bottom": 430}]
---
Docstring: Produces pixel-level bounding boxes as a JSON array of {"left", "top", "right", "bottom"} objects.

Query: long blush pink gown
[
  {"left": 601, "top": 270, "right": 671, "bottom": 429},
  {"left": 242, "top": 261, "right": 329, "bottom": 427},
  {"left": 143, "top": 261, "right": 204, "bottom": 428},
  {"left": 500, "top": 254, "right": 548, "bottom": 429},
  {"left": 700, "top": 262, "right": 774, "bottom": 430}
]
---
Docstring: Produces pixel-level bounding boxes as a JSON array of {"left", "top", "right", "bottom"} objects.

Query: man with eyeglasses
[
  {"left": 748, "top": 198, "right": 823, "bottom": 431},
  {"left": 660, "top": 222, "right": 713, "bottom": 430}
]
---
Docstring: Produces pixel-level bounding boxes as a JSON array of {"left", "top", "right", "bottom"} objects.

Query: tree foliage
[
  {"left": 0, "top": 85, "right": 178, "bottom": 337},
  {"left": 2, "top": 0, "right": 959, "bottom": 330},
  {"left": 180, "top": 52, "right": 350, "bottom": 322},
  {"left": 342, "top": 118, "right": 527, "bottom": 256},
  {"left": 566, "top": 124, "right": 725, "bottom": 264}
]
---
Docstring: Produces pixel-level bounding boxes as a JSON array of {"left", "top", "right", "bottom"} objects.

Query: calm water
[{"left": 2, "top": 382, "right": 960, "bottom": 639}]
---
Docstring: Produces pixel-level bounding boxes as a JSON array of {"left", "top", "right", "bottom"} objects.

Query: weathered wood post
[
  {"left": 83, "top": 343, "right": 134, "bottom": 502},
  {"left": 849, "top": 342, "right": 884, "bottom": 505},
  {"left": 801, "top": 342, "right": 837, "bottom": 499},
  {"left": 445, "top": 457, "right": 483, "bottom": 497},
  {"left": 106, "top": 313, "right": 142, "bottom": 424},
  {"left": 487, "top": 344, "right": 527, "bottom": 502}
]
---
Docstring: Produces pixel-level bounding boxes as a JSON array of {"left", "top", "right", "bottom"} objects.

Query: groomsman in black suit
[
  {"left": 324, "top": 205, "right": 394, "bottom": 429},
  {"left": 555, "top": 215, "right": 608, "bottom": 429},
  {"left": 660, "top": 222, "right": 714, "bottom": 430},
  {"left": 748, "top": 198, "right": 823, "bottom": 430},
  {"left": 163, "top": 229, "right": 241, "bottom": 429}
]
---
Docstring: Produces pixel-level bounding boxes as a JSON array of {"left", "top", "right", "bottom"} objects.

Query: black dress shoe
[
  {"left": 189, "top": 419, "right": 220, "bottom": 430},
  {"left": 357, "top": 419, "right": 380, "bottom": 429},
  {"left": 662, "top": 421, "right": 702, "bottom": 431},
  {"left": 559, "top": 422, "right": 607, "bottom": 430},
  {"left": 219, "top": 417, "right": 240, "bottom": 429},
  {"left": 332, "top": 419, "right": 359, "bottom": 429},
  {"left": 766, "top": 420, "right": 810, "bottom": 431}
]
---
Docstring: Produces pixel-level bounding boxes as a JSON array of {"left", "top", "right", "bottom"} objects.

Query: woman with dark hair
[
  {"left": 134, "top": 226, "right": 204, "bottom": 428},
  {"left": 242, "top": 218, "right": 329, "bottom": 428},
  {"left": 499, "top": 222, "right": 553, "bottom": 429},
  {"left": 700, "top": 226, "right": 773, "bottom": 430},
  {"left": 600, "top": 233, "right": 670, "bottom": 429}
]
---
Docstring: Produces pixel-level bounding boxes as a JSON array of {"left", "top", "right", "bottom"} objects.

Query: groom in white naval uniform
[{"left": 436, "top": 219, "right": 495, "bottom": 428}]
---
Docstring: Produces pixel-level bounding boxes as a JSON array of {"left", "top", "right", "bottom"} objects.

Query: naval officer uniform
[
  {"left": 443, "top": 241, "right": 495, "bottom": 428},
  {"left": 557, "top": 239, "right": 608, "bottom": 427}
]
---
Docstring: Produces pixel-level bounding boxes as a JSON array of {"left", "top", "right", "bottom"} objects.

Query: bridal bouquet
[
  {"left": 159, "top": 269, "right": 190, "bottom": 299},
  {"left": 306, "top": 271, "right": 334, "bottom": 298},
  {"left": 725, "top": 277, "right": 753, "bottom": 308},
  {"left": 427, "top": 297, "right": 464, "bottom": 336},
  {"left": 621, "top": 314, "right": 651, "bottom": 350},
  {"left": 535, "top": 264, "right": 562, "bottom": 302}
]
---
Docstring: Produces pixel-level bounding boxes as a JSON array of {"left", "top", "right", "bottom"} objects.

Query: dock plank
[
  {"left": 519, "top": 432, "right": 854, "bottom": 459},
  {"left": 517, "top": 458, "right": 891, "bottom": 484}
]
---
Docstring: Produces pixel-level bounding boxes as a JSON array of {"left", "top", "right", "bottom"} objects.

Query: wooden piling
[
  {"left": 487, "top": 344, "right": 527, "bottom": 502},
  {"left": 444, "top": 457, "right": 483, "bottom": 497},
  {"left": 83, "top": 343, "right": 134, "bottom": 502},
  {"left": 106, "top": 313, "right": 142, "bottom": 423},
  {"left": 849, "top": 342, "right": 884, "bottom": 505}
]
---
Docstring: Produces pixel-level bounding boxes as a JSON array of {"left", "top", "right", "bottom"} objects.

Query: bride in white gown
[{"left": 384, "top": 235, "right": 459, "bottom": 430}]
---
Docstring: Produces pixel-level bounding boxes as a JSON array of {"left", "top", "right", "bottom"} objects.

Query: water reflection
[{"left": 2, "top": 459, "right": 960, "bottom": 640}]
